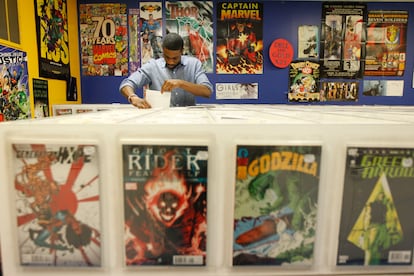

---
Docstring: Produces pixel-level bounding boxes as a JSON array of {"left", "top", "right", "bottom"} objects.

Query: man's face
[{"left": 163, "top": 48, "right": 182, "bottom": 69}]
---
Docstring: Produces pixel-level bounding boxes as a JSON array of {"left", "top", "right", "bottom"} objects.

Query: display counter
[{"left": 1, "top": 105, "right": 414, "bottom": 276}]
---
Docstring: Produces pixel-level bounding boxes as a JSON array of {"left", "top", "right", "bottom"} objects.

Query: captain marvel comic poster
[
  {"left": 12, "top": 143, "right": 102, "bottom": 266},
  {"left": 364, "top": 10, "right": 408, "bottom": 77},
  {"left": 0, "top": 45, "right": 30, "bottom": 121},
  {"left": 122, "top": 144, "right": 208, "bottom": 266},
  {"left": 216, "top": 2, "right": 263, "bottom": 74},
  {"left": 34, "top": 0, "right": 70, "bottom": 80},
  {"left": 234, "top": 145, "right": 321, "bottom": 265},
  {"left": 337, "top": 147, "right": 414, "bottom": 266},
  {"left": 79, "top": 3, "right": 128, "bottom": 76},
  {"left": 165, "top": 1, "right": 214, "bottom": 73},
  {"left": 320, "top": 2, "right": 366, "bottom": 79}
]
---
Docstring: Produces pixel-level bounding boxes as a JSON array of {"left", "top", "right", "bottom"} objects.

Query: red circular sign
[{"left": 269, "top": 38, "right": 294, "bottom": 68}]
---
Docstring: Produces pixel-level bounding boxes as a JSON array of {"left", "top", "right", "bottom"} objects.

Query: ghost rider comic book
[{"left": 122, "top": 144, "right": 208, "bottom": 266}]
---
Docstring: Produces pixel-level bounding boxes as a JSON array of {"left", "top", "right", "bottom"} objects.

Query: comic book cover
[
  {"left": 216, "top": 2, "right": 263, "bottom": 74},
  {"left": 288, "top": 60, "right": 321, "bottom": 102},
  {"left": 0, "top": 44, "right": 30, "bottom": 121},
  {"left": 337, "top": 146, "right": 414, "bottom": 266},
  {"left": 320, "top": 2, "right": 366, "bottom": 79},
  {"left": 34, "top": 0, "right": 70, "bottom": 80},
  {"left": 122, "top": 145, "right": 208, "bottom": 266},
  {"left": 79, "top": 3, "right": 128, "bottom": 76},
  {"left": 128, "top": 8, "right": 140, "bottom": 73},
  {"left": 233, "top": 145, "right": 322, "bottom": 266},
  {"left": 364, "top": 10, "right": 408, "bottom": 77},
  {"left": 139, "top": 2, "right": 163, "bottom": 64},
  {"left": 12, "top": 143, "right": 102, "bottom": 266},
  {"left": 165, "top": 1, "right": 214, "bottom": 73}
]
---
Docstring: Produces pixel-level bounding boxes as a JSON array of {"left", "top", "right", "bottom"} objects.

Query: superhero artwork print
[
  {"left": 139, "top": 2, "right": 163, "bottom": 65},
  {"left": 122, "top": 145, "right": 208, "bottom": 266},
  {"left": 12, "top": 143, "right": 102, "bottom": 266},
  {"left": 165, "top": 1, "right": 214, "bottom": 73},
  {"left": 34, "top": 0, "right": 70, "bottom": 80},
  {"left": 216, "top": 2, "right": 263, "bottom": 74},
  {"left": 0, "top": 45, "right": 31, "bottom": 121}
]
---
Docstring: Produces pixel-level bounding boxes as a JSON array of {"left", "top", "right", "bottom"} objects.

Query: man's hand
[
  {"left": 161, "top": 79, "right": 182, "bottom": 93},
  {"left": 130, "top": 96, "right": 152, "bottom": 109}
]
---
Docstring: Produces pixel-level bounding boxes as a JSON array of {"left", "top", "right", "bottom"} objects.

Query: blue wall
[{"left": 78, "top": 1, "right": 414, "bottom": 105}]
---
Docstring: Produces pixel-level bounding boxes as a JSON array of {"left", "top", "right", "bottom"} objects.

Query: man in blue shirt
[{"left": 119, "top": 33, "right": 213, "bottom": 108}]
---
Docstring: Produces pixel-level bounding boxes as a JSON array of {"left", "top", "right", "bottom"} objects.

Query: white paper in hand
[{"left": 145, "top": 89, "right": 171, "bottom": 108}]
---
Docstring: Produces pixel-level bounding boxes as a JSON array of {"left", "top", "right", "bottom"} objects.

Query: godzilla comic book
[
  {"left": 233, "top": 145, "right": 322, "bottom": 266},
  {"left": 337, "top": 146, "right": 414, "bottom": 266},
  {"left": 12, "top": 143, "right": 102, "bottom": 266},
  {"left": 122, "top": 144, "right": 208, "bottom": 266}
]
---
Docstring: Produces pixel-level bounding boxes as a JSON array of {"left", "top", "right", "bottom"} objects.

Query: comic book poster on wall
[
  {"left": 122, "top": 144, "right": 208, "bottom": 266},
  {"left": 234, "top": 145, "right": 322, "bottom": 265},
  {"left": 364, "top": 11, "right": 408, "bottom": 77},
  {"left": 337, "top": 146, "right": 414, "bottom": 266},
  {"left": 79, "top": 3, "right": 128, "bottom": 76},
  {"left": 12, "top": 143, "right": 102, "bottom": 266},
  {"left": 34, "top": 0, "right": 70, "bottom": 80},
  {"left": 128, "top": 8, "right": 140, "bottom": 73},
  {"left": 216, "top": 2, "right": 263, "bottom": 74},
  {"left": 288, "top": 60, "right": 321, "bottom": 102},
  {"left": 320, "top": 2, "right": 366, "bottom": 79},
  {"left": 0, "top": 45, "right": 30, "bottom": 121},
  {"left": 165, "top": 1, "right": 214, "bottom": 73},
  {"left": 139, "top": 2, "right": 163, "bottom": 65}
]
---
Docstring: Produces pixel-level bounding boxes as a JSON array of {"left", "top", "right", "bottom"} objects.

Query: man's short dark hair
[{"left": 162, "top": 33, "right": 184, "bottom": 51}]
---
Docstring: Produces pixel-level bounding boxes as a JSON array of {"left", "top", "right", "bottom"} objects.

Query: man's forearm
[
  {"left": 177, "top": 80, "right": 212, "bottom": 98},
  {"left": 121, "top": 86, "right": 141, "bottom": 102}
]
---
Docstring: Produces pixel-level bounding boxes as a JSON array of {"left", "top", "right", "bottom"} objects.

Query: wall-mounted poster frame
[
  {"left": 34, "top": 0, "right": 71, "bottom": 80},
  {"left": 0, "top": 44, "right": 31, "bottom": 121}
]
